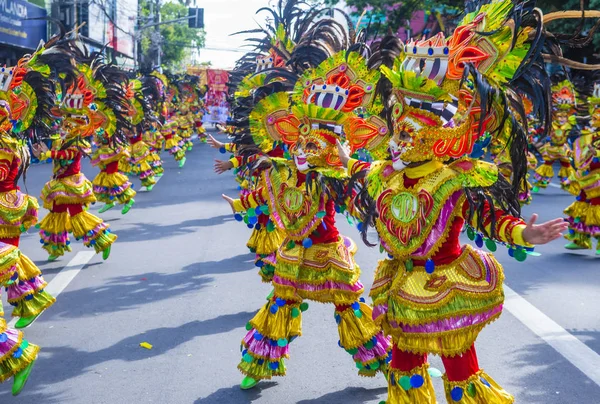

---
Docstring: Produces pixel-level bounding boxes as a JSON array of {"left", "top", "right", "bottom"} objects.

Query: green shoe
[
  {"left": 146, "top": 184, "right": 154, "bottom": 192},
  {"left": 48, "top": 255, "right": 59, "bottom": 262},
  {"left": 98, "top": 203, "right": 116, "bottom": 213},
  {"left": 531, "top": 186, "right": 540, "bottom": 193},
  {"left": 240, "top": 376, "right": 259, "bottom": 390},
  {"left": 155, "top": 172, "right": 163, "bottom": 178},
  {"left": 34, "top": 223, "right": 41, "bottom": 229},
  {"left": 102, "top": 246, "right": 111, "bottom": 260},
  {"left": 564, "top": 242, "right": 586, "bottom": 250},
  {"left": 179, "top": 157, "right": 186, "bottom": 168},
  {"left": 121, "top": 199, "right": 135, "bottom": 215},
  {"left": 596, "top": 247, "right": 600, "bottom": 256},
  {"left": 187, "top": 146, "right": 192, "bottom": 151},
  {"left": 12, "top": 358, "right": 36, "bottom": 396},
  {"left": 15, "top": 313, "right": 41, "bottom": 329}
]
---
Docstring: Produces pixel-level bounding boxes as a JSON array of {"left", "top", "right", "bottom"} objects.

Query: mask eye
[{"left": 305, "top": 142, "right": 318, "bottom": 152}]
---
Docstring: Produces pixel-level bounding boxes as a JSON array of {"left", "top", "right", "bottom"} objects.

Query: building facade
[
  {"left": 0, "top": 0, "right": 48, "bottom": 66},
  {"left": 53, "top": 0, "right": 138, "bottom": 69}
]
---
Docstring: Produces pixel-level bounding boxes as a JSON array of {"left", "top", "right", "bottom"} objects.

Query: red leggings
[
  {"left": 391, "top": 343, "right": 480, "bottom": 382},
  {"left": 52, "top": 203, "right": 84, "bottom": 216}
]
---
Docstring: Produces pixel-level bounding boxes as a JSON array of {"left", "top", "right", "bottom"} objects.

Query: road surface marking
[
  {"left": 8, "top": 251, "right": 95, "bottom": 327},
  {"left": 504, "top": 286, "right": 600, "bottom": 386},
  {"left": 548, "top": 183, "right": 561, "bottom": 189}
]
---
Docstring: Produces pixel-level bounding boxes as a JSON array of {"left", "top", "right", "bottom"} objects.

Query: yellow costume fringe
[
  {"left": 385, "top": 363, "right": 437, "bottom": 404},
  {"left": 0, "top": 318, "right": 40, "bottom": 383},
  {"left": 70, "top": 211, "right": 117, "bottom": 254},
  {"left": 443, "top": 370, "right": 514, "bottom": 403}
]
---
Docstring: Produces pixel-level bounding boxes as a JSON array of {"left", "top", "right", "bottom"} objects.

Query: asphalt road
[{"left": 1, "top": 130, "right": 599, "bottom": 403}]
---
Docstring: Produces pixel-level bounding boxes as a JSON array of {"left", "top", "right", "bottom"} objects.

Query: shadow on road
[
  {"left": 111, "top": 215, "right": 234, "bottom": 243},
  {"left": 9, "top": 311, "right": 254, "bottom": 396},
  {"left": 194, "top": 382, "right": 278, "bottom": 403},
  {"left": 511, "top": 340, "right": 600, "bottom": 403},
  {"left": 296, "top": 386, "right": 387, "bottom": 404},
  {"left": 47, "top": 253, "right": 253, "bottom": 318}
]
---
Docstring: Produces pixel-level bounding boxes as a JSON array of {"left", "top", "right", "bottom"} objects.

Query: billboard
[
  {"left": 114, "top": 0, "right": 135, "bottom": 58},
  {"left": 0, "top": 0, "right": 47, "bottom": 50}
]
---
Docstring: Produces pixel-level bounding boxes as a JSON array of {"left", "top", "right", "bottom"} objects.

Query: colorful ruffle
[
  {"left": 92, "top": 172, "right": 136, "bottom": 204},
  {"left": 273, "top": 236, "right": 364, "bottom": 305},
  {"left": 39, "top": 212, "right": 72, "bottom": 257},
  {"left": 335, "top": 302, "right": 391, "bottom": 377},
  {"left": 385, "top": 363, "right": 436, "bottom": 404},
  {"left": 370, "top": 246, "right": 504, "bottom": 357},
  {"left": 443, "top": 370, "right": 514, "bottom": 403},
  {"left": 70, "top": 211, "right": 117, "bottom": 254},
  {"left": 165, "top": 138, "right": 185, "bottom": 161},
  {"left": 565, "top": 201, "right": 600, "bottom": 242},
  {"left": 0, "top": 318, "right": 40, "bottom": 383},
  {"left": 238, "top": 297, "right": 302, "bottom": 380},
  {"left": 40, "top": 173, "right": 96, "bottom": 210},
  {"left": 0, "top": 191, "right": 39, "bottom": 237},
  {"left": 7, "top": 253, "right": 55, "bottom": 318}
]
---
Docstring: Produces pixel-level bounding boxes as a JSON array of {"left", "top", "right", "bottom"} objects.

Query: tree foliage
[{"left": 139, "top": 0, "right": 206, "bottom": 71}]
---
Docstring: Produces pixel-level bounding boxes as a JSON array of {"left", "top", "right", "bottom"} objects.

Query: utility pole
[{"left": 155, "top": 0, "right": 161, "bottom": 70}]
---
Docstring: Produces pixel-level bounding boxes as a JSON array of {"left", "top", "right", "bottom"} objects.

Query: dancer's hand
[
  {"left": 32, "top": 142, "right": 48, "bottom": 159},
  {"left": 222, "top": 194, "right": 236, "bottom": 213},
  {"left": 522, "top": 214, "right": 568, "bottom": 245},
  {"left": 214, "top": 159, "right": 233, "bottom": 174},
  {"left": 336, "top": 140, "right": 351, "bottom": 167},
  {"left": 208, "top": 135, "right": 224, "bottom": 149}
]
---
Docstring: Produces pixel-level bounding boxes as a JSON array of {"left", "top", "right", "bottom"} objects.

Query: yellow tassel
[
  {"left": 247, "top": 227, "right": 285, "bottom": 255},
  {"left": 16, "top": 253, "right": 41, "bottom": 280},
  {"left": 337, "top": 303, "right": 382, "bottom": 349},
  {"left": 39, "top": 211, "right": 71, "bottom": 234},
  {"left": 249, "top": 300, "right": 302, "bottom": 341},
  {"left": 386, "top": 363, "right": 437, "bottom": 404},
  {"left": 534, "top": 164, "right": 554, "bottom": 178},
  {"left": 443, "top": 370, "right": 514, "bottom": 404},
  {"left": 558, "top": 166, "right": 575, "bottom": 180}
]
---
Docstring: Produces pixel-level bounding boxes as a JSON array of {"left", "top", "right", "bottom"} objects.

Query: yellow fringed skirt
[{"left": 370, "top": 245, "right": 505, "bottom": 357}]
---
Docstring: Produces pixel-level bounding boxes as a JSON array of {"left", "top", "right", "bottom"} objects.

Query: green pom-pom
[
  {"left": 405, "top": 259, "right": 413, "bottom": 272},
  {"left": 21, "top": 340, "right": 29, "bottom": 350},
  {"left": 364, "top": 340, "right": 374, "bottom": 349},
  {"left": 300, "top": 302, "right": 309, "bottom": 312},
  {"left": 399, "top": 375, "right": 412, "bottom": 391},
  {"left": 291, "top": 308, "right": 300, "bottom": 318},
  {"left": 243, "top": 215, "right": 249, "bottom": 224},
  {"left": 370, "top": 360, "right": 380, "bottom": 370},
  {"left": 277, "top": 338, "right": 288, "bottom": 347},
  {"left": 574, "top": 217, "right": 581, "bottom": 224},
  {"left": 247, "top": 207, "right": 256, "bottom": 217},
  {"left": 467, "top": 227, "right": 475, "bottom": 240},
  {"left": 316, "top": 211, "right": 326, "bottom": 219},
  {"left": 379, "top": 244, "right": 385, "bottom": 254},
  {"left": 243, "top": 353, "right": 253, "bottom": 363},
  {"left": 485, "top": 238, "right": 497, "bottom": 252},
  {"left": 347, "top": 347, "right": 358, "bottom": 355},
  {"left": 354, "top": 310, "right": 363, "bottom": 318},
  {"left": 260, "top": 205, "right": 270, "bottom": 215},
  {"left": 266, "top": 289, "right": 275, "bottom": 300},
  {"left": 287, "top": 241, "right": 296, "bottom": 249},
  {"left": 514, "top": 248, "right": 527, "bottom": 262},
  {"left": 245, "top": 322, "right": 252, "bottom": 331},
  {"left": 356, "top": 362, "right": 364, "bottom": 370},
  {"left": 467, "top": 382, "right": 477, "bottom": 397},
  {"left": 267, "top": 221, "right": 275, "bottom": 232}
]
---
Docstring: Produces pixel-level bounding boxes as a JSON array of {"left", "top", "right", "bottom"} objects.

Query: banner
[
  {"left": 207, "top": 69, "right": 229, "bottom": 92},
  {"left": 0, "top": 0, "right": 47, "bottom": 50}
]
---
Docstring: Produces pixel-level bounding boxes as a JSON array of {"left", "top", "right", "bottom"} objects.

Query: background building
[
  {"left": 0, "top": 0, "right": 48, "bottom": 66},
  {"left": 52, "top": 0, "right": 138, "bottom": 69}
]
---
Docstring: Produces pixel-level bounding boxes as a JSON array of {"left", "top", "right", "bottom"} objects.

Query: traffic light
[{"left": 188, "top": 8, "right": 204, "bottom": 29}]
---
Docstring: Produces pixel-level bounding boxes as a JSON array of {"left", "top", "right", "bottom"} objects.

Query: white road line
[
  {"left": 504, "top": 286, "right": 600, "bottom": 386},
  {"left": 8, "top": 251, "right": 95, "bottom": 327},
  {"left": 548, "top": 183, "right": 561, "bottom": 189}
]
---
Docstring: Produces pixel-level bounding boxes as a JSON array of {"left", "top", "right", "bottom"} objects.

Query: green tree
[{"left": 139, "top": 0, "right": 206, "bottom": 71}]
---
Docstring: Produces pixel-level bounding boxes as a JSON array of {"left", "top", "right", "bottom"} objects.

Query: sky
[
  {"left": 194, "top": 0, "right": 283, "bottom": 69},
  {"left": 193, "top": 0, "right": 348, "bottom": 70}
]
